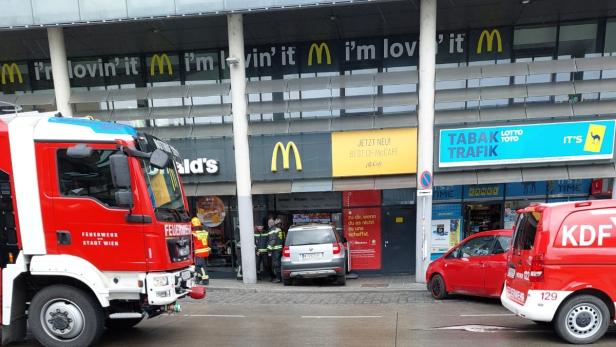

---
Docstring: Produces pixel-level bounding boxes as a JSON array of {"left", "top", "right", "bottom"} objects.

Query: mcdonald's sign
[
  {"left": 271, "top": 141, "right": 303, "bottom": 172},
  {"left": 149, "top": 53, "right": 173, "bottom": 76},
  {"left": 307, "top": 42, "right": 332, "bottom": 66},
  {"left": 1, "top": 63, "right": 23, "bottom": 85},
  {"left": 476, "top": 29, "right": 503, "bottom": 54}
]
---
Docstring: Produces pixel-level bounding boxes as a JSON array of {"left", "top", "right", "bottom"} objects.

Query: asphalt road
[{"left": 16, "top": 292, "right": 616, "bottom": 346}]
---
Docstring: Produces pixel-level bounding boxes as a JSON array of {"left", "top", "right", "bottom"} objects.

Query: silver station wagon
[{"left": 281, "top": 224, "right": 348, "bottom": 286}]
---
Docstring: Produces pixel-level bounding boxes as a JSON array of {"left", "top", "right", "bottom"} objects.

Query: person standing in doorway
[
  {"left": 191, "top": 217, "right": 211, "bottom": 285},
  {"left": 254, "top": 225, "right": 272, "bottom": 281},
  {"left": 267, "top": 218, "right": 284, "bottom": 283}
]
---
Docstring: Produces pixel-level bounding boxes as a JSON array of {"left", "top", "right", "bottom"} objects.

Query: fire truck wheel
[
  {"left": 105, "top": 317, "right": 143, "bottom": 330},
  {"left": 428, "top": 274, "right": 448, "bottom": 300},
  {"left": 29, "top": 285, "right": 105, "bottom": 347},
  {"left": 554, "top": 294, "right": 610, "bottom": 344}
]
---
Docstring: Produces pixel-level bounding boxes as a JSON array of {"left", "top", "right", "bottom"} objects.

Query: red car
[{"left": 426, "top": 229, "right": 513, "bottom": 299}]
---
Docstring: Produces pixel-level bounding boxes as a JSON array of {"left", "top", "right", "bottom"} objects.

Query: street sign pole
[{"left": 415, "top": 0, "right": 436, "bottom": 283}]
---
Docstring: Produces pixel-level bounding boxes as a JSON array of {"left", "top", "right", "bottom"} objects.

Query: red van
[{"left": 501, "top": 200, "right": 616, "bottom": 344}]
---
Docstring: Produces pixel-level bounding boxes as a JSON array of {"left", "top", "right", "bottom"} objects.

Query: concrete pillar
[
  {"left": 415, "top": 0, "right": 437, "bottom": 283},
  {"left": 227, "top": 14, "right": 257, "bottom": 284},
  {"left": 47, "top": 27, "right": 73, "bottom": 116}
]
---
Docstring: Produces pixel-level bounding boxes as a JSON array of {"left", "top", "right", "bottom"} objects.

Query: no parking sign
[{"left": 419, "top": 170, "right": 432, "bottom": 190}]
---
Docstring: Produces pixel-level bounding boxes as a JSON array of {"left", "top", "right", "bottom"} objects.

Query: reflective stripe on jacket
[{"left": 267, "top": 227, "right": 284, "bottom": 252}]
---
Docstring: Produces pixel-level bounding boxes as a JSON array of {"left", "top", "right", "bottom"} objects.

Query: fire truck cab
[{"left": 0, "top": 112, "right": 204, "bottom": 346}]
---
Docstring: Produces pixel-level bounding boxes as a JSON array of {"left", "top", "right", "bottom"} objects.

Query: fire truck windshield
[{"left": 142, "top": 159, "right": 188, "bottom": 222}]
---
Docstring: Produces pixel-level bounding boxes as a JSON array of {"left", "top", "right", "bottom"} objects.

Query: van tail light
[
  {"left": 282, "top": 246, "right": 291, "bottom": 258},
  {"left": 529, "top": 255, "right": 544, "bottom": 282},
  {"left": 332, "top": 242, "right": 341, "bottom": 255}
]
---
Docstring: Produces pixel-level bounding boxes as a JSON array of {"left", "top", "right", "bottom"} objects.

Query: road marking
[
  {"left": 301, "top": 315, "right": 383, "bottom": 319},
  {"left": 459, "top": 314, "right": 515, "bottom": 317},
  {"left": 184, "top": 314, "right": 246, "bottom": 318}
]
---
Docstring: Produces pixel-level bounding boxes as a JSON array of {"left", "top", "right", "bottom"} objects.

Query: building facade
[{"left": 2, "top": 0, "right": 616, "bottom": 278}]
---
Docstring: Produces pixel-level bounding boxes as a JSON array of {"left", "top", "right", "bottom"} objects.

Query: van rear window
[{"left": 513, "top": 212, "right": 541, "bottom": 251}]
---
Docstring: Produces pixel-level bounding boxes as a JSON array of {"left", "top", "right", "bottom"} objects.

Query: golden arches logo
[
  {"left": 149, "top": 53, "right": 173, "bottom": 76},
  {"left": 307, "top": 42, "right": 332, "bottom": 66},
  {"left": 476, "top": 29, "right": 502, "bottom": 54},
  {"left": 271, "top": 141, "right": 303, "bottom": 172},
  {"left": 1, "top": 63, "right": 23, "bottom": 85}
]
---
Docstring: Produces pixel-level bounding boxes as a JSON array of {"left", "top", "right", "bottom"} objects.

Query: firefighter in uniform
[
  {"left": 191, "top": 217, "right": 211, "bottom": 285},
  {"left": 267, "top": 218, "right": 284, "bottom": 283},
  {"left": 254, "top": 225, "right": 272, "bottom": 281}
]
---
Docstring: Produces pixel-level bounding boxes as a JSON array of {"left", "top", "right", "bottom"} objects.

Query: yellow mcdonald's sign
[
  {"left": 271, "top": 141, "right": 303, "bottom": 172},
  {"left": 149, "top": 53, "right": 173, "bottom": 76},
  {"left": 1, "top": 63, "right": 23, "bottom": 85},
  {"left": 307, "top": 42, "right": 332, "bottom": 66},
  {"left": 476, "top": 29, "right": 502, "bottom": 54}
]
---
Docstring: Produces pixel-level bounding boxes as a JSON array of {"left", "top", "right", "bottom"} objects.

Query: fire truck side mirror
[
  {"left": 114, "top": 190, "right": 133, "bottom": 208},
  {"left": 110, "top": 153, "right": 132, "bottom": 189},
  {"left": 149, "top": 149, "right": 170, "bottom": 169},
  {"left": 67, "top": 143, "right": 93, "bottom": 158}
]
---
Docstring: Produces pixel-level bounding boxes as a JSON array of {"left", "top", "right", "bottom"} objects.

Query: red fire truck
[{"left": 0, "top": 111, "right": 204, "bottom": 346}]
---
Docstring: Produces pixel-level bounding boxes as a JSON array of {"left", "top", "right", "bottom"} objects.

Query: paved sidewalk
[{"left": 205, "top": 274, "right": 427, "bottom": 293}]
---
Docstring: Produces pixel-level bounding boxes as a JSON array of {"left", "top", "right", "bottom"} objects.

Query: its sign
[
  {"left": 1, "top": 63, "right": 23, "bottom": 85},
  {"left": 331, "top": 128, "right": 417, "bottom": 177},
  {"left": 176, "top": 158, "right": 219, "bottom": 175},
  {"left": 477, "top": 29, "right": 502, "bottom": 54},
  {"left": 307, "top": 42, "right": 332, "bottom": 66},
  {"left": 439, "top": 120, "right": 616, "bottom": 168},
  {"left": 149, "top": 53, "right": 173, "bottom": 76},
  {"left": 271, "top": 141, "right": 302, "bottom": 172}
]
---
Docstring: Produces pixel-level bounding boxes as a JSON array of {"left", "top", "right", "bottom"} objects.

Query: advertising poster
[
  {"left": 439, "top": 120, "right": 616, "bottom": 168},
  {"left": 343, "top": 207, "right": 382, "bottom": 270},
  {"left": 196, "top": 196, "right": 226, "bottom": 227},
  {"left": 332, "top": 128, "right": 417, "bottom": 177},
  {"left": 431, "top": 204, "right": 462, "bottom": 260}
]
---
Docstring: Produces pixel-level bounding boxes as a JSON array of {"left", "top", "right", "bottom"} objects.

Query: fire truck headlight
[{"left": 152, "top": 275, "right": 169, "bottom": 287}]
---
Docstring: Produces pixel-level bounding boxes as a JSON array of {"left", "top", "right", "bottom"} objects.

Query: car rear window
[
  {"left": 512, "top": 212, "right": 541, "bottom": 251},
  {"left": 286, "top": 228, "right": 335, "bottom": 246}
]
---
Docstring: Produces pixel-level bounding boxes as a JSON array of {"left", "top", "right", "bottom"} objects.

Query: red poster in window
[
  {"left": 342, "top": 190, "right": 381, "bottom": 208},
  {"left": 343, "top": 207, "right": 381, "bottom": 270}
]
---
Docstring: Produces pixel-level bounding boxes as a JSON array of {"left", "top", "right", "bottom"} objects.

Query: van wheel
[
  {"left": 429, "top": 274, "right": 448, "bottom": 300},
  {"left": 554, "top": 295, "right": 610, "bottom": 344},
  {"left": 28, "top": 285, "right": 104, "bottom": 347}
]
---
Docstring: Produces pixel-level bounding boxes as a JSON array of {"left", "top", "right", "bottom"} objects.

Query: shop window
[
  {"left": 558, "top": 22, "right": 598, "bottom": 58},
  {"left": 283, "top": 73, "right": 301, "bottom": 120},
  {"left": 513, "top": 56, "right": 553, "bottom": 104},
  {"left": 514, "top": 26, "right": 557, "bottom": 51},
  {"left": 185, "top": 80, "right": 224, "bottom": 125},
  {"left": 57, "top": 149, "right": 120, "bottom": 208},
  {"left": 435, "top": 63, "right": 465, "bottom": 111},
  {"left": 300, "top": 71, "right": 340, "bottom": 118},
  {"left": 149, "top": 81, "right": 185, "bottom": 127}
]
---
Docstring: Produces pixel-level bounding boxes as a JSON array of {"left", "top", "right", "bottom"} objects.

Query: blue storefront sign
[
  {"left": 505, "top": 182, "right": 547, "bottom": 199},
  {"left": 433, "top": 185, "right": 463, "bottom": 202},
  {"left": 547, "top": 179, "right": 591, "bottom": 197},
  {"left": 439, "top": 120, "right": 616, "bottom": 168}
]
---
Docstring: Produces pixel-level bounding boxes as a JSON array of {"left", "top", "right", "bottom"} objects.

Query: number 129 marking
[{"left": 541, "top": 292, "right": 557, "bottom": 301}]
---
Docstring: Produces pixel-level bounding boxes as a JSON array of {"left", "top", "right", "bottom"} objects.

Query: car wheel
[
  {"left": 283, "top": 278, "right": 292, "bottom": 286},
  {"left": 554, "top": 295, "right": 610, "bottom": 344},
  {"left": 105, "top": 317, "right": 143, "bottom": 330},
  {"left": 28, "top": 285, "right": 105, "bottom": 347},
  {"left": 428, "top": 274, "right": 448, "bottom": 300},
  {"left": 335, "top": 273, "right": 346, "bottom": 286}
]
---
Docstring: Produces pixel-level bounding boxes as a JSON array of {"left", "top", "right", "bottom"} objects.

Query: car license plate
[
  {"left": 507, "top": 267, "right": 516, "bottom": 279},
  {"left": 506, "top": 286, "right": 526, "bottom": 304},
  {"left": 181, "top": 270, "right": 191, "bottom": 280},
  {"left": 301, "top": 252, "right": 323, "bottom": 260}
]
